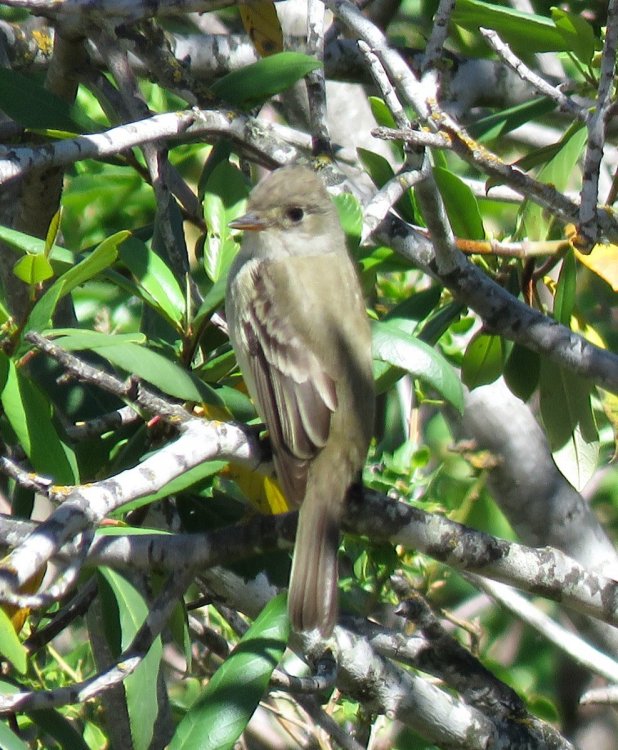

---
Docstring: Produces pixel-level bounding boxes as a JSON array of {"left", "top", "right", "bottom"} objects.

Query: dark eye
[{"left": 285, "top": 206, "right": 304, "bottom": 223}]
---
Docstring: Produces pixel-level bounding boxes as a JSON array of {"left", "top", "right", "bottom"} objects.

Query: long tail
[{"left": 287, "top": 492, "right": 341, "bottom": 635}]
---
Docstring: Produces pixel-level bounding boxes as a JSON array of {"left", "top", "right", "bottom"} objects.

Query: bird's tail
[{"left": 287, "top": 471, "right": 348, "bottom": 635}]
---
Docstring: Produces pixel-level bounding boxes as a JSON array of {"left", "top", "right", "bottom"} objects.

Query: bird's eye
[{"left": 285, "top": 206, "right": 304, "bottom": 223}]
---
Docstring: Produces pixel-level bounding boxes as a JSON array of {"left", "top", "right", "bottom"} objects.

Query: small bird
[{"left": 226, "top": 165, "right": 374, "bottom": 635}]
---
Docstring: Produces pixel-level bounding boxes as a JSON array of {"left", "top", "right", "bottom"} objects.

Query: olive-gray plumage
[{"left": 225, "top": 166, "right": 374, "bottom": 634}]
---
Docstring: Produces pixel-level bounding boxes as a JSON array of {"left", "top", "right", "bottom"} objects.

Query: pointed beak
[{"left": 228, "top": 212, "right": 270, "bottom": 231}]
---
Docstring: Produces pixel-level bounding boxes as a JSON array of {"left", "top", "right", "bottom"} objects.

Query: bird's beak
[{"left": 229, "top": 212, "right": 269, "bottom": 231}]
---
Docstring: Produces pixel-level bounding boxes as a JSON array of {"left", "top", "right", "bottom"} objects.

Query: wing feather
[{"left": 231, "top": 260, "right": 338, "bottom": 506}]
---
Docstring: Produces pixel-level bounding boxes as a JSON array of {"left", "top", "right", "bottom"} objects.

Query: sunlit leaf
[
  {"left": 169, "top": 593, "right": 289, "bottom": 750},
  {"left": 239, "top": 0, "right": 283, "bottom": 57},
  {"left": 433, "top": 167, "right": 485, "bottom": 240},
  {"left": 372, "top": 320, "right": 464, "bottom": 412},
  {"left": 98, "top": 568, "right": 162, "bottom": 750},
  {"left": 520, "top": 127, "right": 586, "bottom": 240},
  {"left": 453, "top": 0, "right": 567, "bottom": 52},
  {"left": 210, "top": 52, "right": 320, "bottom": 109},
  {"left": 539, "top": 359, "right": 599, "bottom": 488},
  {"left": 576, "top": 244, "right": 618, "bottom": 291},
  {"left": 0, "top": 608, "right": 27, "bottom": 674},
  {"left": 119, "top": 238, "right": 185, "bottom": 327},
  {"left": 12, "top": 254, "right": 54, "bottom": 284},
  {"left": 551, "top": 424, "right": 599, "bottom": 491},
  {"left": 551, "top": 8, "right": 598, "bottom": 65}
]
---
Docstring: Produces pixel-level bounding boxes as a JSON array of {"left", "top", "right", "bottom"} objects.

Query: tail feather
[{"left": 287, "top": 495, "right": 340, "bottom": 635}]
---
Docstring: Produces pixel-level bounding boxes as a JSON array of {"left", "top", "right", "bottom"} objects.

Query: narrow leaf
[
  {"left": 551, "top": 8, "right": 597, "bottom": 65},
  {"left": 0, "top": 721, "right": 29, "bottom": 750},
  {"left": 433, "top": 167, "right": 485, "bottom": 240},
  {"left": 0, "top": 68, "right": 99, "bottom": 132},
  {"left": 372, "top": 320, "right": 464, "bottom": 413},
  {"left": 169, "top": 593, "right": 289, "bottom": 750},
  {"left": 461, "top": 332, "right": 503, "bottom": 389},
  {"left": 51, "top": 336, "right": 222, "bottom": 405},
  {"left": 0, "top": 353, "right": 77, "bottom": 483},
  {"left": 554, "top": 249, "right": 577, "bottom": 325},
  {"left": 98, "top": 569, "right": 162, "bottom": 750},
  {"left": 0, "top": 607, "right": 27, "bottom": 674},
  {"left": 210, "top": 52, "right": 320, "bottom": 109},
  {"left": 119, "top": 238, "right": 185, "bottom": 326},
  {"left": 539, "top": 359, "right": 599, "bottom": 488},
  {"left": 453, "top": 0, "right": 567, "bottom": 53},
  {"left": 520, "top": 127, "right": 586, "bottom": 240}
]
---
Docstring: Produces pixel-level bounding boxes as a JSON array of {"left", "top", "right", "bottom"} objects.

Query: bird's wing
[{"left": 233, "top": 260, "right": 338, "bottom": 506}]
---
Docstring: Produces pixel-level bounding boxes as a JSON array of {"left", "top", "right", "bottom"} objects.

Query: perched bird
[{"left": 226, "top": 165, "right": 374, "bottom": 635}]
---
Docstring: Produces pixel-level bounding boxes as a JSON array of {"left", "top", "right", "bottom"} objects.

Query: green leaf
[
  {"left": 357, "top": 148, "right": 416, "bottom": 223},
  {"left": 433, "top": 167, "right": 485, "bottom": 240},
  {"left": 28, "top": 710, "right": 91, "bottom": 750},
  {"left": 453, "top": 0, "right": 567, "bottom": 53},
  {"left": 46, "top": 329, "right": 146, "bottom": 348},
  {"left": 0, "top": 68, "right": 100, "bottom": 132},
  {"left": 0, "top": 720, "right": 29, "bottom": 750},
  {"left": 551, "top": 8, "right": 598, "bottom": 65},
  {"left": 503, "top": 343, "right": 540, "bottom": 401},
  {"left": 169, "top": 593, "right": 289, "bottom": 750},
  {"left": 210, "top": 52, "right": 321, "bottom": 109},
  {"left": 115, "top": 460, "right": 227, "bottom": 513},
  {"left": 44, "top": 209, "right": 62, "bottom": 258},
  {"left": 385, "top": 286, "right": 442, "bottom": 324},
  {"left": 12, "top": 254, "right": 54, "bottom": 285},
  {"left": 0, "top": 353, "right": 77, "bottom": 483},
  {"left": 461, "top": 332, "right": 503, "bottom": 389},
  {"left": 59, "top": 231, "right": 129, "bottom": 295},
  {"left": 202, "top": 161, "right": 249, "bottom": 284},
  {"left": 552, "top": 423, "right": 599, "bottom": 491},
  {"left": 469, "top": 98, "right": 556, "bottom": 142},
  {"left": 539, "top": 359, "right": 598, "bottom": 449},
  {"left": 368, "top": 96, "right": 397, "bottom": 129},
  {"left": 368, "top": 97, "right": 404, "bottom": 159},
  {"left": 0, "top": 224, "right": 73, "bottom": 265},
  {"left": 357, "top": 147, "right": 394, "bottom": 189},
  {"left": 0, "top": 607, "right": 27, "bottom": 674},
  {"left": 372, "top": 320, "right": 464, "bottom": 412},
  {"left": 50, "top": 335, "right": 222, "bottom": 405},
  {"left": 98, "top": 568, "right": 162, "bottom": 750},
  {"left": 119, "top": 237, "right": 185, "bottom": 327},
  {"left": 539, "top": 359, "right": 599, "bottom": 488},
  {"left": 24, "top": 232, "right": 127, "bottom": 335},
  {"left": 554, "top": 249, "right": 577, "bottom": 325},
  {"left": 198, "top": 140, "right": 233, "bottom": 202},
  {"left": 193, "top": 275, "right": 229, "bottom": 328},
  {"left": 333, "top": 192, "right": 363, "bottom": 247},
  {"left": 520, "top": 126, "right": 587, "bottom": 240}
]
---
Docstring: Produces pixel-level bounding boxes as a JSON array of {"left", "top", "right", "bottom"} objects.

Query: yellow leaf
[
  {"left": 239, "top": 0, "right": 284, "bottom": 57},
  {"left": 576, "top": 244, "right": 618, "bottom": 291},
  {"left": 225, "top": 463, "right": 291, "bottom": 514},
  {"left": 2, "top": 565, "right": 46, "bottom": 635},
  {"left": 195, "top": 403, "right": 232, "bottom": 421},
  {"left": 599, "top": 389, "right": 618, "bottom": 460}
]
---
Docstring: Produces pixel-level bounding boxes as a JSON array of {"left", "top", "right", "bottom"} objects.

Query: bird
[{"left": 225, "top": 165, "right": 374, "bottom": 635}]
